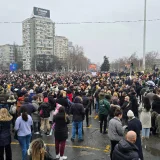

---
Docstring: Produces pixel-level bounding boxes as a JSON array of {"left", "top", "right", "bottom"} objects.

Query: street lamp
[{"left": 143, "top": 0, "right": 147, "bottom": 71}]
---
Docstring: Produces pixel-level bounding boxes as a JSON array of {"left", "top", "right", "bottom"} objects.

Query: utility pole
[{"left": 143, "top": 0, "right": 147, "bottom": 71}]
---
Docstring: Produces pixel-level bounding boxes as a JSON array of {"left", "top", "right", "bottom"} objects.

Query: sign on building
[
  {"left": 33, "top": 7, "right": 50, "bottom": 18},
  {"left": 10, "top": 63, "right": 18, "bottom": 71}
]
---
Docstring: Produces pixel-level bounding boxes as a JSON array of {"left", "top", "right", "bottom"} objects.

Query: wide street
[{"left": 12, "top": 113, "right": 160, "bottom": 160}]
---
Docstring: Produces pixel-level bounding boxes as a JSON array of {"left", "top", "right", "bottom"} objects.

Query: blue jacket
[{"left": 29, "top": 93, "right": 36, "bottom": 103}]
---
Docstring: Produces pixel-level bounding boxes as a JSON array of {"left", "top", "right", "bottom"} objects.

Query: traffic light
[{"left": 131, "top": 62, "right": 133, "bottom": 68}]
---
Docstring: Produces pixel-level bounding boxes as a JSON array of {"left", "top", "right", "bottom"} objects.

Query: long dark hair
[
  {"left": 20, "top": 106, "right": 28, "bottom": 121},
  {"left": 58, "top": 107, "right": 67, "bottom": 122},
  {"left": 143, "top": 96, "right": 151, "bottom": 112}
]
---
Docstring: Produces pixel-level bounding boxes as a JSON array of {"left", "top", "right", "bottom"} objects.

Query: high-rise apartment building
[
  {"left": 22, "top": 7, "right": 55, "bottom": 70},
  {"left": 54, "top": 36, "right": 68, "bottom": 60}
]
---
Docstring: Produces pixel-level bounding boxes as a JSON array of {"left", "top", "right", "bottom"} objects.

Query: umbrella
[{"left": 146, "top": 81, "right": 155, "bottom": 86}]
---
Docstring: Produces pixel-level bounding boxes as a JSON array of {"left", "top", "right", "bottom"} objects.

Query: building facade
[
  {"left": 0, "top": 44, "right": 23, "bottom": 70},
  {"left": 22, "top": 7, "right": 55, "bottom": 70},
  {"left": 54, "top": 36, "right": 68, "bottom": 60}
]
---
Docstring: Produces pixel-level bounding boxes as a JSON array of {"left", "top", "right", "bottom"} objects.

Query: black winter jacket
[
  {"left": 152, "top": 99, "right": 160, "bottom": 114},
  {"left": 0, "top": 121, "right": 12, "bottom": 146},
  {"left": 70, "top": 103, "right": 85, "bottom": 122},
  {"left": 53, "top": 113, "right": 70, "bottom": 141},
  {"left": 130, "top": 94, "right": 139, "bottom": 117},
  {"left": 82, "top": 96, "right": 90, "bottom": 111},
  {"left": 56, "top": 97, "right": 70, "bottom": 114},
  {"left": 121, "top": 101, "right": 132, "bottom": 120},
  {"left": 112, "top": 139, "right": 140, "bottom": 160},
  {"left": 48, "top": 95, "right": 56, "bottom": 111},
  {"left": 38, "top": 102, "right": 51, "bottom": 118}
]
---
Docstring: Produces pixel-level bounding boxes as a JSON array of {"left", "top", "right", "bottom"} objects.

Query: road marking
[
  {"left": 94, "top": 115, "right": 99, "bottom": 119},
  {"left": 104, "top": 145, "right": 110, "bottom": 152},
  {"left": 88, "top": 124, "right": 92, "bottom": 128},
  {"left": 11, "top": 142, "right": 110, "bottom": 153}
]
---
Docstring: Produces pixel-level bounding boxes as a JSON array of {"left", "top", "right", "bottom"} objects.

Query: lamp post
[{"left": 143, "top": 0, "right": 147, "bottom": 71}]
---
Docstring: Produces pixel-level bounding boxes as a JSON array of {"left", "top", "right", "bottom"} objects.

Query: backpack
[
  {"left": 10, "top": 104, "right": 17, "bottom": 114},
  {"left": 99, "top": 100, "right": 106, "bottom": 114}
]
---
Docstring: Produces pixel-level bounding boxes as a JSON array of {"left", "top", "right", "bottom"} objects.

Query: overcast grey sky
[{"left": 0, "top": 0, "right": 160, "bottom": 63}]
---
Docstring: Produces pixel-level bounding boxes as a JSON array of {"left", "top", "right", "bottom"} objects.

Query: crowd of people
[{"left": 0, "top": 71, "right": 160, "bottom": 160}]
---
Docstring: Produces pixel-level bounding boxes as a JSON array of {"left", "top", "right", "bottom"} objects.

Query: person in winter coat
[
  {"left": 82, "top": 92, "right": 90, "bottom": 127},
  {"left": 111, "top": 92, "right": 119, "bottom": 104},
  {"left": 0, "top": 108, "right": 13, "bottom": 160},
  {"left": 152, "top": 95, "right": 160, "bottom": 114},
  {"left": 15, "top": 106, "right": 33, "bottom": 160},
  {"left": 109, "top": 100, "right": 120, "bottom": 120},
  {"left": 94, "top": 89, "right": 101, "bottom": 114},
  {"left": 121, "top": 96, "right": 132, "bottom": 125},
  {"left": 127, "top": 110, "right": 143, "bottom": 160},
  {"left": 108, "top": 109, "right": 124, "bottom": 160},
  {"left": 38, "top": 100, "right": 51, "bottom": 136},
  {"left": 70, "top": 96, "right": 85, "bottom": 142},
  {"left": 48, "top": 92, "right": 56, "bottom": 111},
  {"left": 112, "top": 131, "right": 140, "bottom": 160},
  {"left": 28, "top": 89, "right": 36, "bottom": 103},
  {"left": 99, "top": 93, "right": 110, "bottom": 134},
  {"left": 145, "top": 91, "right": 155, "bottom": 106},
  {"left": 48, "top": 92, "right": 56, "bottom": 123},
  {"left": 31, "top": 95, "right": 40, "bottom": 134},
  {"left": 7, "top": 95, "right": 17, "bottom": 131},
  {"left": 151, "top": 95, "right": 160, "bottom": 134},
  {"left": 53, "top": 107, "right": 70, "bottom": 160},
  {"left": 67, "top": 89, "right": 73, "bottom": 102},
  {"left": 139, "top": 97, "right": 151, "bottom": 139},
  {"left": 28, "top": 138, "right": 54, "bottom": 160},
  {"left": 56, "top": 91, "right": 70, "bottom": 114},
  {"left": 19, "top": 97, "right": 36, "bottom": 116},
  {"left": 17, "top": 96, "right": 24, "bottom": 114},
  {"left": 119, "top": 91, "right": 126, "bottom": 107},
  {"left": 129, "top": 91, "right": 139, "bottom": 118}
]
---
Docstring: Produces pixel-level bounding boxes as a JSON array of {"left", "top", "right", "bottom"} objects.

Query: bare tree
[
  {"left": 145, "top": 51, "right": 159, "bottom": 69},
  {"left": 66, "top": 45, "right": 90, "bottom": 72}
]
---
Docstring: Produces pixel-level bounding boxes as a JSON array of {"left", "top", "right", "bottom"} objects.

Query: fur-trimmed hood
[{"left": 110, "top": 104, "right": 120, "bottom": 108}]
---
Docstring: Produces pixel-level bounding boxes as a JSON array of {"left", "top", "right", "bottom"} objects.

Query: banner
[
  {"left": 33, "top": 7, "right": 50, "bottom": 18},
  {"left": 89, "top": 64, "right": 97, "bottom": 71}
]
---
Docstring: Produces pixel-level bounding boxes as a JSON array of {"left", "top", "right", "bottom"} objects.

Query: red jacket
[{"left": 67, "top": 93, "right": 73, "bottom": 102}]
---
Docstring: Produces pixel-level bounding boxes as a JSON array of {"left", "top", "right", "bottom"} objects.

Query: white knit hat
[{"left": 127, "top": 110, "right": 134, "bottom": 117}]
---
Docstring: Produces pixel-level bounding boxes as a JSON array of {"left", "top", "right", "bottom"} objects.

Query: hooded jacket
[
  {"left": 70, "top": 97, "right": 85, "bottom": 122},
  {"left": 112, "top": 139, "right": 140, "bottom": 160}
]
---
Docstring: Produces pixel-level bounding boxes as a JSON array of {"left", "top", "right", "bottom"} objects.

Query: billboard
[
  {"left": 89, "top": 64, "right": 97, "bottom": 71},
  {"left": 10, "top": 63, "right": 18, "bottom": 71},
  {"left": 33, "top": 7, "right": 50, "bottom": 18}
]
